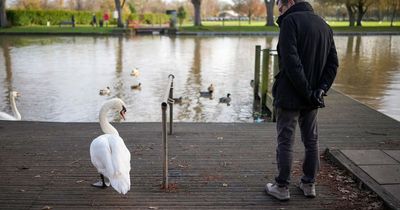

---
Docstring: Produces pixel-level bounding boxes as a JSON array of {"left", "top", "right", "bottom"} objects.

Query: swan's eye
[{"left": 121, "top": 106, "right": 127, "bottom": 113}]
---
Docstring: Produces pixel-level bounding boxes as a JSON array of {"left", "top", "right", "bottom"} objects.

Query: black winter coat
[{"left": 272, "top": 2, "right": 339, "bottom": 110}]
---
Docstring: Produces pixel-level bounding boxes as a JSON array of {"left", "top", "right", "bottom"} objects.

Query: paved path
[{"left": 327, "top": 149, "right": 400, "bottom": 209}]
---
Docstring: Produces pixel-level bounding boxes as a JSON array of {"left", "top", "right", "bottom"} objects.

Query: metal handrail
[{"left": 161, "top": 74, "right": 174, "bottom": 191}]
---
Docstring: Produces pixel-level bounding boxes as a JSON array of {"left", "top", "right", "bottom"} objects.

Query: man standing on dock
[{"left": 265, "top": 0, "right": 338, "bottom": 201}]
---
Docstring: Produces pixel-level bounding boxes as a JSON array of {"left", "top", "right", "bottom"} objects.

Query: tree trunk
[
  {"left": 356, "top": 1, "right": 365, "bottom": 26},
  {"left": 76, "top": 0, "right": 83, "bottom": 10},
  {"left": 345, "top": 3, "right": 356, "bottom": 27},
  {"left": 356, "top": 0, "right": 373, "bottom": 27},
  {"left": 191, "top": 0, "right": 202, "bottom": 26},
  {"left": 264, "top": 0, "right": 275, "bottom": 26},
  {"left": 390, "top": 0, "right": 398, "bottom": 27},
  {"left": 114, "top": 0, "right": 124, "bottom": 27},
  {"left": 248, "top": 10, "right": 252, "bottom": 25},
  {"left": 0, "top": 0, "right": 7, "bottom": 27}
]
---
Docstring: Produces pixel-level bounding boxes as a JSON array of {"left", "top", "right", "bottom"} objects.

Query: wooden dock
[{"left": 1, "top": 89, "right": 399, "bottom": 209}]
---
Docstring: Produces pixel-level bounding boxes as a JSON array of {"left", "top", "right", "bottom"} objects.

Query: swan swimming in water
[
  {"left": 99, "top": 87, "right": 111, "bottom": 96},
  {"left": 90, "top": 98, "right": 131, "bottom": 194},
  {"left": 0, "top": 91, "right": 21, "bottom": 121},
  {"left": 130, "top": 68, "right": 140, "bottom": 77}
]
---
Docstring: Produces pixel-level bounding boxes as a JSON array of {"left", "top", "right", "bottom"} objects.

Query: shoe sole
[
  {"left": 299, "top": 186, "right": 316, "bottom": 198},
  {"left": 265, "top": 187, "right": 290, "bottom": 201}
]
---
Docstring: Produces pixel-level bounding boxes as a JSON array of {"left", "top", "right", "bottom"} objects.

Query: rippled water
[{"left": 0, "top": 35, "right": 399, "bottom": 122}]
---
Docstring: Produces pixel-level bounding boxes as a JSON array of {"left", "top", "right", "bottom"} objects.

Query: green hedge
[
  {"left": 128, "top": 13, "right": 170, "bottom": 25},
  {"left": 6, "top": 10, "right": 170, "bottom": 26},
  {"left": 6, "top": 10, "right": 102, "bottom": 26}
]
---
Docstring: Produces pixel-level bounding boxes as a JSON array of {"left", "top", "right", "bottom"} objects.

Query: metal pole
[
  {"left": 169, "top": 80, "right": 173, "bottom": 135},
  {"left": 161, "top": 103, "right": 168, "bottom": 190},
  {"left": 161, "top": 74, "right": 174, "bottom": 191}
]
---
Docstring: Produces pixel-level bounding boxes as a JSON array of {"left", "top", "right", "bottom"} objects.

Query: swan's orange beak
[{"left": 120, "top": 106, "right": 127, "bottom": 121}]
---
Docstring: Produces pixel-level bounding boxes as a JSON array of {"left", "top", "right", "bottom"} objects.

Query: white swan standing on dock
[
  {"left": 0, "top": 91, "right": 21, "bottom": 121},
  {"left": 90, "top": 98, "right": 131, "bottom": 194}
]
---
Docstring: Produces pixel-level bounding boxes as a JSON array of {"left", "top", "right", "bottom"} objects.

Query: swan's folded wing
[
  {"left": 90, "top": 135, "right": 115, "bottom": 176},
  {"left": 108, "top": 135, "right": 131, "bottom": 174}
]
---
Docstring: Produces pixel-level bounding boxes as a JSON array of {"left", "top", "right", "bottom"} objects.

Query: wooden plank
[{"left": 0, "top": 89, "right": 399, "bottom": 209}]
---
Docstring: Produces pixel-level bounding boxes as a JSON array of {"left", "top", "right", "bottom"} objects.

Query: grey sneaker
[
  {"left": 265, "top": 183, "right": 290, "bottom": 201},
  {"left": 299, "top": 182, "right": 316, "bottom": 198}
]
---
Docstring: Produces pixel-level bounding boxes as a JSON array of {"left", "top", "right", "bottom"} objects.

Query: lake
[{"left": 0, "top": 35, "right": 399, "bottom": 122}]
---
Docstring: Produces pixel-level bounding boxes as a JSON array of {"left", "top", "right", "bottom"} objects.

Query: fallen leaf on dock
[{"left": 41, "top": 206, "right": 52, "bottom": 210}]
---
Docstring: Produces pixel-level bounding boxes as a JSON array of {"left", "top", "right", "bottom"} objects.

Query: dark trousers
[{"left": 275, "top": 107, "right": 320, "bottom": 186}]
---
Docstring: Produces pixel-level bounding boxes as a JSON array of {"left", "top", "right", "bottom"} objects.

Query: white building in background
[{"left": 218, "top": 10, "right": 239, "bottom": 18}]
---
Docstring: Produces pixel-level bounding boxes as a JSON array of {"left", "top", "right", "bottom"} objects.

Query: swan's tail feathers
[{"left": 110, "top": 172, "right": 131, "bottom": 194}]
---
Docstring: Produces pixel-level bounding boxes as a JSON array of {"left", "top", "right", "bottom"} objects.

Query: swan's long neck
[
  {"left": 99, "top": 104, "right": 119, "bottom": 136},
  {"left": 10, "top": 94, "right": 21, "bottom": 120}
]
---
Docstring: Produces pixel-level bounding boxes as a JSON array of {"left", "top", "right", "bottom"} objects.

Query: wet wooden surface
[{"left": 0, "top": 89, "right": 399, "bottom": 209}]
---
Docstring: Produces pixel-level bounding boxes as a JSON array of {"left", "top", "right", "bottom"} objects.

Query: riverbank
[{"left": 1, "top": 24, "right": 400, "bottom": 36}]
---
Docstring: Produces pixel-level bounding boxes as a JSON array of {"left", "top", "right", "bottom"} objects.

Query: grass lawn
[
  {"left": 179, "top": 20, "right": 400, "bottom": 32},
  {"left": 0, "top": 21, "right": 399, "bottom": 34}
]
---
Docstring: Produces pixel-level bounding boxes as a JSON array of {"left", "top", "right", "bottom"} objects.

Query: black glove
[{"left": 310, "top": 89, "right": 326, "bottom": 108}]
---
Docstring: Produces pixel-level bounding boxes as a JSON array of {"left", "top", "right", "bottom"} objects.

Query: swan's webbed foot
[
  {"left": 91, "top": 180, "right": 108, "bottom": 188},
  {"left": 91, "top": 174, "right": 110, "bottom": 188}
]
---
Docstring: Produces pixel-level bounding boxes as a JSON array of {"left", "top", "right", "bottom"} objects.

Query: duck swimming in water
[
  {"left": 219, "top": 93, "right": 231, "bottom": 104},
  {"left": 200, "top": 84, "right": 214, "bottom": 98}
]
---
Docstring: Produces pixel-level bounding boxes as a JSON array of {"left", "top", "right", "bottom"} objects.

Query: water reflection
[
  {"left": 333, "top": 35, "right": 400, "bottom": 121},
  {"left": 1, "top": 39, "right": 13, "bottom": 112},
  {"left": 0, "top": 35, "right": 399, "bottom": 122}
]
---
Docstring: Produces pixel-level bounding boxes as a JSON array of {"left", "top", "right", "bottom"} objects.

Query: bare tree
[
  {"left": 345, "top": 0, "right": 357, "bottom": 26},
  {"left": 232, "top": 0, "right": 245, "bottom": 16},
  {"left": 389, "top": 0, "right": 399, "bottom": 26},
  {"left": 0, "top": 0, "right": 7, "bottom": 27},
  {"left": 242, "top": 0, "right": 264, "bottom": 24},
  {"left": 191, "top": 0, "right": 202, "bottom": 26},
  {"left": 355, "top": 0, "right": 373, "bottom": 26},
  {"left": 264, "top": 0, "right": 275, "bottom": 26},
  {"left": 14, "top": 0, "right": 41, "bottom": 9},
  {"left": 202, "top": 0, "right": 219, "bottom": 18}
]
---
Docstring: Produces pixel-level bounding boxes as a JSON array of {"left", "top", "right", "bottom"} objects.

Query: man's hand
[{"left": 310, "top": 89, "right": 326, "bottom": 108}]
